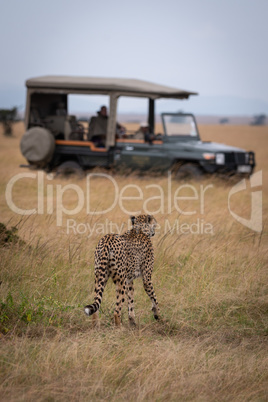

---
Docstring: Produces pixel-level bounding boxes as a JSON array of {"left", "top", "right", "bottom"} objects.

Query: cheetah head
[{"left": 130, "top": 214, "right": 157, "bottom": 237}]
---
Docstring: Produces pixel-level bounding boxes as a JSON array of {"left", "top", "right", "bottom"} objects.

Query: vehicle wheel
[
  {"left": 175, "top": 163, "right": 203, "bottom": 180},
  {"left": 55, "top": 161, "right": 84, "bottom": 178}
]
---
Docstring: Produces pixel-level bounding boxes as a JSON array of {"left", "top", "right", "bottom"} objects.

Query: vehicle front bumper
[{"left": 200, "top": 151, "right": 255, "bottom": 174}]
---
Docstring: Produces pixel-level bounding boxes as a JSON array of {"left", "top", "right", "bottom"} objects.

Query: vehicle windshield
[{"left": 162, "top": 114, "right": 199, "bottom": 138}]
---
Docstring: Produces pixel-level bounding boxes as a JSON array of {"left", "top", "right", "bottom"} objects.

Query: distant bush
[
  {"left": 250, "top": 114, "right": 266, "bottom": 126},
  {"left": 78, "top": 116, "right": 89, "bottom": 122},
  {"left": 219, "top": 118, "right": 229, "bottom": 124},
  {"left": 0, "top": 107, "right": 18, "bottom": 136},
  {"left": 0, "top": 222, "right": 25, "bottom": 247}
]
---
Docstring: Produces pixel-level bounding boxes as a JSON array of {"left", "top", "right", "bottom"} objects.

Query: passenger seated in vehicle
[
  {"left": 68, "top": 116, "right": 84, "bottom": 141},
  {"left": 29, "top": 104, "right": 42, "bottom": 127},
  {"left": 88, "top": 105, "right": 125, "bottom": 147},
  {"left": 134, "top": 122, "right": 155, "bottom": 143},
  {"left": 56, "top": 102, "right": 67, "bottom": 116}
]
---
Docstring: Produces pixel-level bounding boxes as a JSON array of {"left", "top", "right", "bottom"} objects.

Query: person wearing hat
[
  {"left": 88, "top": 105, "right": 108, "bottom": 146},
  {"left": 88, "top": 105, "right": 125, "bottom": 147},
  {"left": 134, "top": 122, "right": 155, "bottom": 143}
]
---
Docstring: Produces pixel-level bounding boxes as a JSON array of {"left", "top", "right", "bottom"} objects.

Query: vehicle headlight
[
  {"left": 216, "top": 153, "right": 225, "bottom": 165},
  {"left": 203, "top": 153, "right": 215, "bottom": 160}
]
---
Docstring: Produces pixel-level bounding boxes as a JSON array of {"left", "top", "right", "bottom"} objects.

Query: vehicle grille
[
  {"left": 224, "top": 152, "right": 246, "bottom": 165},
  {"left": 235, "top": 152, "right": 246, "bottom": 164}
]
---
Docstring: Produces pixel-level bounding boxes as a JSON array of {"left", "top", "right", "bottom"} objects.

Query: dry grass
[{"left": 0, "top": 122, "right": 267, "bottom": 401}]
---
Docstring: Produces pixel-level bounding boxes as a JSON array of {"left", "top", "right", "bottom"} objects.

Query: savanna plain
[{"left": 0, "top": 122, "right": 267, "bottom": 401}]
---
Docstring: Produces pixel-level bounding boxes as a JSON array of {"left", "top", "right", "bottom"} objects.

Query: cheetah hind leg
[
  {"left": 92, "top": 311, "right": 100, "bottom": 329},
  {"left": 143, "top": 278, "right": 160, "bottom": 320},
  {"left": 113, "top": 278, "right": 126, "bottom": 327},
  {"left": 127, "top": 281, "right": 136, "bottom": 327}
]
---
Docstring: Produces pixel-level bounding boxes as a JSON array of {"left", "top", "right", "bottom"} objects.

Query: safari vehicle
[{"left": 20, "top": 76, "right": 255, "bottom": 176}]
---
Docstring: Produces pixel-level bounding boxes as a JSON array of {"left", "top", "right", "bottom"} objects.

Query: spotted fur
[{"left": 84, "top": 214, "right": 159, "bottom": 326}]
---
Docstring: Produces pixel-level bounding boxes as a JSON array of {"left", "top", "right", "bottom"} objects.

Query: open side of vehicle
[{"left": 20, "top": 76, "right": 255, "bottom": 176}]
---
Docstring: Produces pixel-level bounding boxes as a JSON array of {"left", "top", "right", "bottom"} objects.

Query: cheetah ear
[
  {"left": 130, "top": 216, "right": 136, "bottom": 225},
  {"left": 146, "top": 215, "right": 152, "bottom": 223}
]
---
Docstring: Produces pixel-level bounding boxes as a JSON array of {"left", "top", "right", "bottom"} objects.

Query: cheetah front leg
[
  {"left": 127, "top": 281, "right": 136, "bottom": 326},
  {"left": 142, "top": 273, "right": 160, "bottom": 320}
]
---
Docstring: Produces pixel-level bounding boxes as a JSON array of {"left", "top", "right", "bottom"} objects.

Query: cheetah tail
[
  {"left": 84, "top": 244, "right": 109, "bottom": 317},
  {"left": 84, "top": 269, "right": 107, "bottom": 317},
  {"left": 84, "top": 276, "right": 106, "bottom": 316},
  {"left": 84, "top": 303, "right": 99, "bottom": 316},
  {"left": 84, "top": 279, "right": 105, "bottom": 316}
]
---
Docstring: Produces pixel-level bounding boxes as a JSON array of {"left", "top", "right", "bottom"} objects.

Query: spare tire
[{"left": 20, "top": 127, "right": 55, "bottom": 165}]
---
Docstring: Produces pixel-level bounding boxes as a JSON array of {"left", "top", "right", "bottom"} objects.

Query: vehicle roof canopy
[{"left": 26, "top": 75, "right": 198, "bottom": 99}]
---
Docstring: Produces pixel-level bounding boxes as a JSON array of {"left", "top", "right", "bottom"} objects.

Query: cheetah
[{"left": 84, "top": 214, "right": 159, "bottom": 326}]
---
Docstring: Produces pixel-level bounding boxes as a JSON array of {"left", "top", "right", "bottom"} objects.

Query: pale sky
[{"left": 0, "top": 0, "right": 267, "bottom": 115}]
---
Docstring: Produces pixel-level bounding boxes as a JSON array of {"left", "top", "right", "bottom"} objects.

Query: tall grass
[
  {"left": 0, "top": 123, "right": 267, "bottom": 401},
  {"left": 0, "top": 211, "right": 267, "bottom": 401}
]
